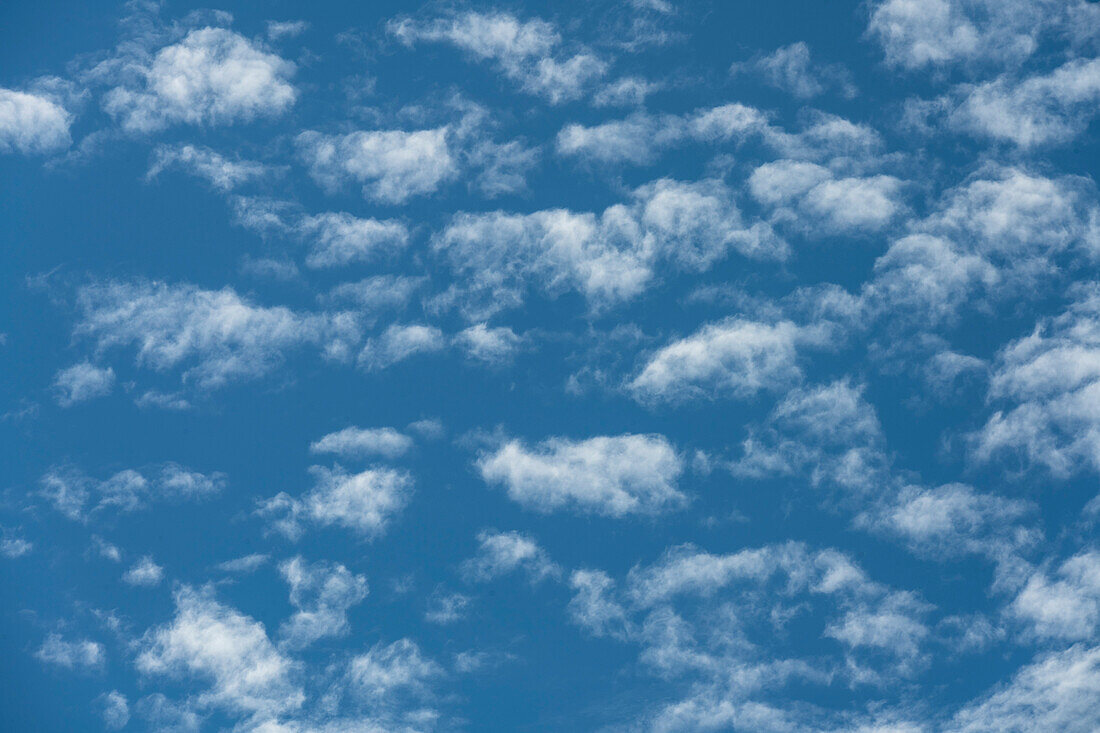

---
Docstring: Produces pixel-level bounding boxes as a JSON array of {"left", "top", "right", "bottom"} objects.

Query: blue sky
[{"left": 3, "top": 0, "right": 1100, "bottom": 731}]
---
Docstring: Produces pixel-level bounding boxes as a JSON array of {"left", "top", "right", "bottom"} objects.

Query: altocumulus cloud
[{"left": 477, "top": 433, "right": 685, "bottom": 516}]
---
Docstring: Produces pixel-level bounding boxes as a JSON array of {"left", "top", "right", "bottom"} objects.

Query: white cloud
[
  {"left": 1009, "top": 551, "right": 1100, "bottom": 640},
  {"left": 567, "top": 541, "right": 925, "bottom": 728},
  {"left": 949, "top": 644, "right": 1100, "bottom": 732},
  {"left": 267, "top": 20, "right": 309, "bottom": 41},
  {"left": 134, "top": 694, "right": 201, "bottom": 732},
  {"left": 625, "top": 542, "right": 869, "bottom": 607},
  {"left": 124, "top": 555, "right": 165, "bottom": 586},
  {"left": 593, "top": 76, "right": 661, "bottom": 107},
  {"left": 975, "top": 287, "right": 1100, "bottom": 475},
  {"left": 555, "top": 104, "right": 770, "bottom": 165},
  {"left": 469, "top": 139, "right": 541, "bottom": 197},
  {"left": 924, "top": 167, "right": 1100, "bottom": 262},
  {"left": 462, "top": 530, "right": 560, "bottom": 583},
  {"left": 0, "top": 88, "right": 71, "bottom": 154},
  {"left": 748, "top": 160, "right": 904, "bottom": 233},
  {"left": 866, "top": 0, "right": 1081, "bottom": 70},
  {"left": 137, "top": 586, "right": 304, "bottom": 720},
  {"left": 233, "top": 197, "right": 410, "bottom": 269},
  {"left": 824, "top": 591, "right": 932, "bottom": 673},
  {"left": 1, "top": 536, "right": 32, "bottom": 558},
  {"left": 628, "top": 319, "right": 818, "bottom": 403},
  {"left": 324, "top": 275, "right": 425, "bottom": 313},
  {"left": 950, "top": 58, "right": 1100, "bottom": 146},
  {"left": 147, "top": 144, "right": 268, "bottom": 191},
  {"left": 101, "top": 691, "right": 130, "bottom": 730},
  {"left": 358, "top": 324, "right": 446, "bottom": 371},
  {"left": 299, "top": 213, "right": 409, "bottom": 268},
  {"left": 730, "top": 380, "right": 890, "bottom": 496},
  {"left": 347, "top": 639, "right": 442, "bottom": 701},
  {"left": 865, "top": 234, "right": 999, "bottom": 327},
  {"left": 36, "top": 633, "right": 105, "bottom": 670},
  {"left": 217, "top": 553, "right": 269, "bottom": 573},
  {"left": 54, "top": 362, "right": 115, "bottom": 406},
  {"left": 311, "top": 427, "right": 414, "bottom": 459},
  {"left": 260, "top": 465, "right": 412, "bottom": 540},
  {"left": 39, "top": 463, "right": 225, "bottom": 519},
  {"left": 732, "top": 42, "right": 855, "bottom": 99},
  {"left": 74, "top": 279, "right": 359, "bottom": 389},
  {"left": 389, "top": 12, "right": 606, "bottom": 103},
  {"left": 856, "top": 483, "right": 1037, "bottom": 560},
  {"left": 296, "top": 127, "right": 457, "bottom": 204},
  {"left": 424, "top": 591, "right": 472, "bottom": 625},
  {"left": 103, "top": 27, "right": 297, "bottom": 132},
  {"left": 568, "top": 570, "right": 632, "bottom": 640},
  {"left": 278, "top": 556, "right": 368, "bottom": 648},
  {"left": 435, "top": 178, "right": 786, "bottom": 317},
  {"left": 455, "top": 324, "right": 522, "bottom": 364},
  {"left": 477, "top": 433, "right": 684, "bottom": 516}
]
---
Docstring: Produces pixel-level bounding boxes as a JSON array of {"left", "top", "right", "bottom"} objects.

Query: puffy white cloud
[
  {"left": 556, "top": 105, "right": 883, "bottom": 169},
  {"left": 556, "top": 104, "right": 770, "bottom": 165},
  {"left": 856, "top": 483, "right": 1037, "bottom": 560},
  {"left": 975, "top": 288, "right": 1100, "bottom": 475},
  {"left": 593, "top": 76, "right": 661, "bottom": 107},
  {"left": 260, "top": 466, "right": 412, "bottom": 540},
  {"left": 477, "top": 433, "right": 684, "bottom": 516},
  {"left": 569, "top": 541, "right": 926, "bottom": 728},
  {"left": 866, "top": 0, "right": 1081, "bottom": 70},
  {"left": 730, "top": 380, "right": 890, "bottom": 495},
  {"left": 267, "top": 20, "right": 309, "bottom": 41},
  {"left": 389, "top": 12, "right": 606, "bottom": 103},
  {"left": 732, "top": 42, "right": 856, "bottom": 99},
  {"left": 278, "top": 557, "right": 368, "bottom": 648},
  {"left": 302, "top": 214, "right": 409, "bottom": 268},
  {"left": 124, "top": 555, "right": 165, "bottom": 586},
  {"left": 103, "top": 27, "right": 296, "bottom": 132},
  {"left": 296, "top": 127, "right": 457, "bottom": 204},
  {"left": 39, "top": 463, "right": 225, "bottom": 519},
  {"left": 424, "top": 590, "right": 472, "bottom": 625},
  {"left": 462, "top": 530, "right": 560, "bottom": 583},
  {"left": 53, "top": 362, "right": 115, "bottom": 407},
  {"left": 1009, "top": 551, "right": 1100, "bottom": 640},
  {"left": 35, "top": 633, "right": 105, "bottom": 670},
  {"left": 948, "top": 644, "right": 1100, "bottom": 732},
  {"left": 924, "top": 167, "right": 1100, "bottom": 261},
  {"left": 625, "top": 542, "right": 869, "bottom": 607},
  {"left": 435, "top": 178, "right": 786, "bottom": 317},
  {"left": 147, "top": 144, "right": 269, "bottom": 191},
  {"left": 748, "top": 160, "right": 904, "bottom": 233},
  {"left": 133, "top": 694, "right": 201, "bottom": 732},
  {"left": 950, "top": 59, "right": 1100, "bottom": 146},
  {"left": 865, "top": 167, "right": 1099, "bottom": 327},
  {"left": 567, "top": 570, "right": 632, "bottom": 640},
  {"left": 455, "top": 324, "right": 522, "bottom": 364},
  {"left": 358, "top": 324, "right": 446, "bottom": 371},
  {"left": 864, "top": 234, "right": 999, "bottom": 327},
  {"left": 468, "top": 138, "right": 541, "bottom": 197},
  {"left": 0, "top": 88, "right": 71, "bottom": 154},
  {"left": 137, "top": 586, "right": 303, "bottom": 719},
  {"left": 629, "top": 319, "right": 819, "bottom": 404},
  {"left": 1, "top": 536, "right": 32, "bottom": 558},
  {"left": 311, "top": 427, "right": 414, "bottom": 460},
  {"left": 324, "top": 276, "right": 425, "bottom": 313},
  {"left": 74, "top": 279, "right": 359, "bottom": 389},
  {"left": 101, "top": 691, "right": 130, "bottom": 730},
  {"left": 824, "top": 591, "right": 932, "bottom": 673},
  {"left": 347, "top": 639, "right": 442, "bottom": 701},
  {"left": 233, "top": 197, "right": 410, "bottom": 269}
]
